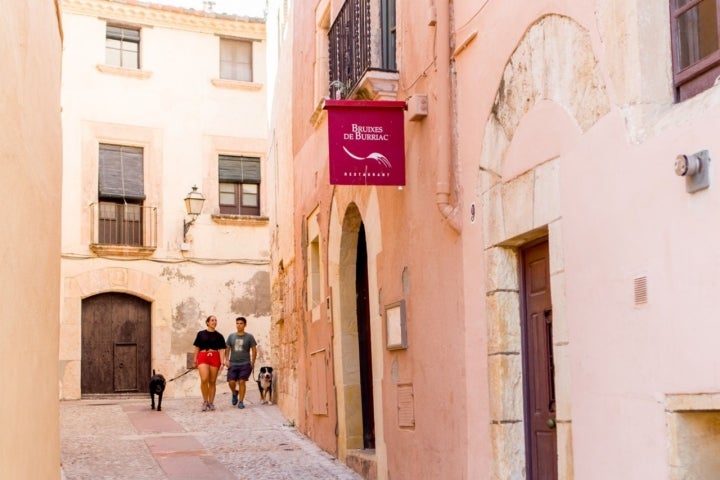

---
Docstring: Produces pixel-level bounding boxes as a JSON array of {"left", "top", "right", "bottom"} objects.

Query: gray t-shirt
[{"left": 226, "top": 332, "right": 257, "bottom": 366}]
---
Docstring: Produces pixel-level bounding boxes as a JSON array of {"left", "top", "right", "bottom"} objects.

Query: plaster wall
[
  {"left": 454, "top": 1, "right": 720, "bottom": 478},
  {"left": 265, "top": 0, "right": 301, "bottom": 426},
  {"left": 0, "top": 1, "right": 63, "bottom": 478}
]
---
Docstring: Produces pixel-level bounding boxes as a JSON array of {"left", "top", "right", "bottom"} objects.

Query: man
[{"left": 224, "top": 316, "right": 257, "bottom": 409}]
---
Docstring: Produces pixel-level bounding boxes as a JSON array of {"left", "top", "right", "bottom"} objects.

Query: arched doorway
[
  {"left": 335, "top": 203, "right": 376, "bottom": 452},
  {"left": 81, "top": 292, "right": 151, "bottom": 394}
]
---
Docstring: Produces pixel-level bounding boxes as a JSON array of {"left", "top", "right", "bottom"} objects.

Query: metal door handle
[{"left": 546, "top": 418, "right": 556, "bottom": 429}]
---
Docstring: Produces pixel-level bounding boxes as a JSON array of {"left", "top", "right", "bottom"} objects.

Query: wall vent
[
  {"left": 397, "top": 383, "right": 415, "bottom": 428},
  {"left": 634, "top": 276, "right": 648, "bottom": 305}
]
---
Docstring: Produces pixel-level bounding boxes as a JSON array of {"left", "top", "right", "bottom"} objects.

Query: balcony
[
  {"left": 89, "top": 202, "right": 157, "bottom": 256},
  {"left": 328, "top": 0, "right": 399, "bottom": 100}
]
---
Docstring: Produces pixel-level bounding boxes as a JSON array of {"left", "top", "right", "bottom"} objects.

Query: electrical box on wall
[
  {"left": 675, "top": 149, "right": 711, "bottom": 193},
  {"left": 408, "top": 94, "right": 428, "bottom": 121}
]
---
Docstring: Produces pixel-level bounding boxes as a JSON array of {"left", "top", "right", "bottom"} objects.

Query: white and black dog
[
  {"left": 149, "top": 369, "right": 166, "bottom": 411},
  {"left": 256, "top": 366, "right": 273, "bottom": 404}
]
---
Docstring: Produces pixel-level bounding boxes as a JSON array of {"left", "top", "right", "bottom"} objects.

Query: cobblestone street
[{"left": 60, "top": 389, "right": 361, "bottom": 480}]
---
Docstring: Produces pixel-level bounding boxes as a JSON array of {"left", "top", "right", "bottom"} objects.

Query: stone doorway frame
[
  {"left": 478, "top": 14, "right": 611, "bottom": 479},
  {"left": 59, "top": 267, "right": 172, "bottom": 399},
  {"left": 327, "top": 196, "right": 388, "bottom": 478}
]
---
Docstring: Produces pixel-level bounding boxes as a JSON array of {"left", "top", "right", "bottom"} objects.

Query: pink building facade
[{"left": 267, "top": 0, "right": 720, "bottom": 479}]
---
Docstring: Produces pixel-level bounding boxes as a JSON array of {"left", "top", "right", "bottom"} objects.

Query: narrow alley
[{"left": 60, "top": 388, "right": 361, "bottom": 480}]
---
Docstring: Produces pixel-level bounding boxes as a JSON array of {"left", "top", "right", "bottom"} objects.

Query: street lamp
[{"left": 183, "top": 185, "right": 205, "bottom": 242}]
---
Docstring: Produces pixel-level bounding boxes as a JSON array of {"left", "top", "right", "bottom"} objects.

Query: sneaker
[
  {"left": 237, "top": 401, "right": 245, "bottom": 409},
  {"left": 208, "top": 403, "right": 216, "bottom": 411},
  {"left": 201, "top": 402, "right": 209, "bottom": 412},
  {"left": 231, "top": 394, "right": 238, "bottom": 406}
]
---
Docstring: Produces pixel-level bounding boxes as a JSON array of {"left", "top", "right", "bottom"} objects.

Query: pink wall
[{"left": 0, "top": 1, "right": 63, "bottom": 478}]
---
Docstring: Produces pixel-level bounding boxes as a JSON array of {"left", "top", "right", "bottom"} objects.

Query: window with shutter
[
  {"left": 98, "top": 144, "right": 145, "bottom": 245},
  {"left": 219, "top": 39, "right": 253, "bottom": 82},
  {"left": 99, "top": 144, "right": 145, "bottom": 201},
  {"left": 106, "top": 25, "right": 140, "bottom": 69},
  {"left": 670, "top": 0, "right": 720, "bottom": 101},
  {"left": 218, "top": 155, "right": 261, "bottom": 215},
  {"left": 381, "top": 0, "right": 396, "bottom": 70}
]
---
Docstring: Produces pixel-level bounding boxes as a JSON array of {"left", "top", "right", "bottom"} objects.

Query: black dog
[
  {"left": 150, "top": 370, "right": 166, "bottom": 411},
  {"left": 256, "top": 366, "right": 273, "bottom": 404}
]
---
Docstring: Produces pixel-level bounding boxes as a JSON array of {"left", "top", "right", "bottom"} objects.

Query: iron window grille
[
  {"left": 328, "top": 0, "right": 397, "bottom": 99},
  {"left": 90, "top": 202, "right": 157, "bottom": 248}
]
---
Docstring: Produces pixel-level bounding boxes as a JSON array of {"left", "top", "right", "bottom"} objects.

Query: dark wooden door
[
  {"left": 521, "top": 240, "right": 557, "bottom": 480},
  {"left": 356, "top": 223, "right": 375, "bottom": 449},
  {"left": 81, "top": 293, "right": 151, "bottom": 394}
]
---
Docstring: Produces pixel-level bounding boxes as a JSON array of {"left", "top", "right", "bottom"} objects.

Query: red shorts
[{"left": 197, "top": 350, "right": 221, "bottom": 368}]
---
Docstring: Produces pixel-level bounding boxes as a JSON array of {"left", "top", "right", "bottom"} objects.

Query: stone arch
[
  {"left": 480, "top": 14, "right": 612, "bottom": 479},
  {"left": 59, "top": 267, "right": 172, "bottom": 399},
  {"left": 335, "top": 203, "right": 365, "bottom": 451},
  {"left": 327, "top": 192, "right": 387, "bottom": 473}
]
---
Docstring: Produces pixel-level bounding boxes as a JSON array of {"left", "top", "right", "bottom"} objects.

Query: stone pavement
[{"left": 60, "top": 389, "right": 362, "bottom": 480}]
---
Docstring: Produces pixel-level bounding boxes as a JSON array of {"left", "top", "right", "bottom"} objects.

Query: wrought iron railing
[
  {"left": 328, "top": 0, "right": 372, "bottom": 99},
  {"left": 90, "top": 202, "right": 157, "bottom": 248}
]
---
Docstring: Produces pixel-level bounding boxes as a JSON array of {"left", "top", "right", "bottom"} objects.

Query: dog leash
[{"left": 167, "top": 367, "right": 195, "bottom": 382}]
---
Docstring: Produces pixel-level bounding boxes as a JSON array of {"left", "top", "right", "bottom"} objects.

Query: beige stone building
[
  {"left": 1, "top": 1, "right": 63, "bottom": 478},
  {"left": 59, "top": 0, "right": 271, "bottom": 401},
  {"left": 267, "top": 0, "right": 720, "bottom": 479}
]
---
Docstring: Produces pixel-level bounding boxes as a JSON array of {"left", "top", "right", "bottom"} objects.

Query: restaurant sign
[{"left": 324, "top": 100, "right": 407, "bottom": 186}]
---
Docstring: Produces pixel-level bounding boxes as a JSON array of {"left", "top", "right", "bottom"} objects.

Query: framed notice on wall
[{"left": 385, "top": 300, "right": 407, "bottom": 350}]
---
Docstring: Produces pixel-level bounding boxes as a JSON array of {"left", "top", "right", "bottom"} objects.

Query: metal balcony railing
[
  {"left": 90, "top": 202, "right": 157, "bottom": 249},
  {"left": 329, "top": 0, "right": 372, "bottom": 99}
]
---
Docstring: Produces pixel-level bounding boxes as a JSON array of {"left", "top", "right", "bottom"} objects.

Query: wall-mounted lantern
[{"left": 183, "top": 185, "right": 205, "bottom": 242}]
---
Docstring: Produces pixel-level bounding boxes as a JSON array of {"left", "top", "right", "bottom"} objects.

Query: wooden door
[
  {"left": 521, "top": 240, "right": 557, "bottom": 480},
  {"left": 81, "top": 293, "right": 151, "bottom": 394}
]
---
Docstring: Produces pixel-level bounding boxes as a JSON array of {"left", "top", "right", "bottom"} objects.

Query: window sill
[
  {"left": 211, "top": 78, "right": 263, "bottom": 91},
  {"left": 89, "top": 244, "right": 156, "bottom": 257},
  {"left": 96, "top": 64, "right": 153, "bottom": 79},
  {"left": 211, "top": 214, "right": 269, "bottom": 226}
]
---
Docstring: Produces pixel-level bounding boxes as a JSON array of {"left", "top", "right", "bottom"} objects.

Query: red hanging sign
[{"left": 324, "top": 100, "right": 407, "bottom": 186}]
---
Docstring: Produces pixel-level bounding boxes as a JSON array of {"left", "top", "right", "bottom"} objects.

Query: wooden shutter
[
  {"left": 218, "top": 155, "right": 261, "bottom": 184},
  {"left": 99, "top": 144, "right": 145, "bottom": 200}
]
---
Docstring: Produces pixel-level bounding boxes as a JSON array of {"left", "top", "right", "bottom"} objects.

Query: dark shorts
[
  {"left": 227, "top": 364, "right": 253, "bottom": 382},
  {"left": 197, "top": 350, "right": 221, "bottom": 368}
]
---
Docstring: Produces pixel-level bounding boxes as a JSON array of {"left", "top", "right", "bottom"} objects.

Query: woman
[{"left": 192, "top": 315, "right": 226, "bottom": 411}]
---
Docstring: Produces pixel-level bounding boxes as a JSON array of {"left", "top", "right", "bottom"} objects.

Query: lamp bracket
[{"left": 183, "top": 216, "right": 198, "bottom": 242}]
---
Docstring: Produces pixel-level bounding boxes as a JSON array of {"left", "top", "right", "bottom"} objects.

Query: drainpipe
[{"left": 434, "top": 0, "right": 461, "bottom": 232}]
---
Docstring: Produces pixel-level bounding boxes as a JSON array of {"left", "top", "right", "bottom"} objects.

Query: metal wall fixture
[
  {"left": 183, "top": 185, "right": 205, "bottom": 244},
  {"left": 674, "top": 149, "right": 711, "bottom": 193}
]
